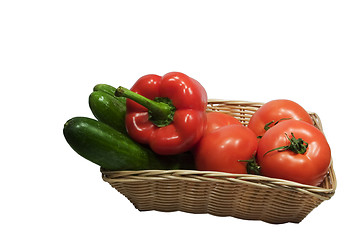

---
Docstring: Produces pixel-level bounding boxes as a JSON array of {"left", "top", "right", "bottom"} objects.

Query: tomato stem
[
  {"left": 263, "top": 132, "right": 308, "bottom": 157},
  {"left": 238, "top": 155, "right": 260, "bottom": 175},
  {"left": 264, "top": 118, "right": 292, "bottom": 131}
]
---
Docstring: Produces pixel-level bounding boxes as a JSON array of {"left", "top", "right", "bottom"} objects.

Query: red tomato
[
  {"left": 256, "top": 120, "right": 331, "bottom": 186},
  {"left": 192, "top": 112, "right": 242, "bottom": 152},
  {"left": 195, "top": 124, "right": 258, "bottom": 174},
  {"left": 248, "top": 99, "right": 313, "bottom": 138},
  {"left": 204, "top": 112, "right": 242, "bottom": 135}
]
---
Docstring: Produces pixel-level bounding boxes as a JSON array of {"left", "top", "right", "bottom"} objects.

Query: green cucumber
[
  {"left": 89, "top": 91, "right": 127, "bottom": 134},
  {"left": 93, "top": 84, "right": 125, "bottom": 103},
  {"left": 63, "top": 117, "right": 166, "bottom": 171}
]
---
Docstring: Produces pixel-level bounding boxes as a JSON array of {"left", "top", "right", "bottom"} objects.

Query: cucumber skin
[
  {"left": 63, "top": 117, "right": 165, "bottom": 171},
  {"left": 93, "top": 84, "right": 125, "bottom": 103},
  {"left": 89, "top": 91, "right": 127, "bottom": 134}
]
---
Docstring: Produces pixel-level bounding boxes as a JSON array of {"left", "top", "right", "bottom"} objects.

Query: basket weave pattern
[{"left": 101, "top": 100, "right": 337, "bottom": 224}]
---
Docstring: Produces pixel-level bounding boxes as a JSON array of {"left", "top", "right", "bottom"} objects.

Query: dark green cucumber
[
  {"left": 63, "top": 117, "right": 166, "bottom": 171},
  {"left": 89, "top": 91, "right": 127, "bottom": 134},
  {"left": 93, "top": 84, "right": 125, "bottom": 103}
]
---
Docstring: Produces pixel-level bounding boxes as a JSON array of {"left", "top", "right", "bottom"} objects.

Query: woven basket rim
[
  {"left": 101, "top": 165, "right": 336, "bottom": 201},
  {"left": 207, "top": 98, "right": 317, "bottom": 114},
  {"left": 208, "top": 98, "right": 265, "bottom": 105}
]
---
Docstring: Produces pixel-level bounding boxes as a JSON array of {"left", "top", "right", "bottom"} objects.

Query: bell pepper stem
[{"left": 115, "top": 86, "right": 176, "bottom": 127}]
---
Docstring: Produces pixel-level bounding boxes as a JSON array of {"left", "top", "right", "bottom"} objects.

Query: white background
[{"left": 1, "top": 0, "right": 359, "bottom": 239}]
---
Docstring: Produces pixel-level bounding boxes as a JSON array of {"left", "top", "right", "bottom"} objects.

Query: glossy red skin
[
  {"left": 195, "top": 124, "right": 258, "bottom": 174},
  {"left": 248, "top": 99, "right": 313, "bottom": 138},
  {"left": 203, "top": 112, "right": 242, "bottom": 135},
  {"left": 192, "top": 112, "right": 242, "bottom": 152},
  {"left": 125, "top": 72, "right": 208, "bottom": 155},
  {"left": 257, "top": 120, "right": 331, "bottom": 186}
]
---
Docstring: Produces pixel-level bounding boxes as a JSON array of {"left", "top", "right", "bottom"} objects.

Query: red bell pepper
[{"left": 115, "top": 72, "right": 208, "bottom": 155}]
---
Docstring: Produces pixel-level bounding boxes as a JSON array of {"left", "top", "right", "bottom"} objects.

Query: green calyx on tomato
[
  {"left": 258, "top": 118, "right": 293, "bottom": 139},
  {"left": 263, "top": 132, "right": 308, "bottom": 157},
  {"left": 238, "top": 155, "right": 261, "bottom": 175},
  {"left": 248, "top": 99, "right": 314, "bottom": 139},
  {"left": 263, "top": 118, "right": 293, "bottom": 131},
  {"left": 257, "top": 119, "right": 331, "bottom": 186}
]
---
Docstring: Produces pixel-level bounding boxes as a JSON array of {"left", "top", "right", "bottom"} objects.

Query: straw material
[{"left": 101, "top": 99, "right": 337, "bottom": 224}]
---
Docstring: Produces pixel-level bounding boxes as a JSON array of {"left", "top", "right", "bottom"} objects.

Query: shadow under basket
[{"left": 101, "top": 100, "right": 337, "bottom": 224}]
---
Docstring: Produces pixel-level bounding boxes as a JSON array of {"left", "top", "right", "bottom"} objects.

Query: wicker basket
[{"left": 101, "top": 100, "right": 337, "bottom": 224}]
